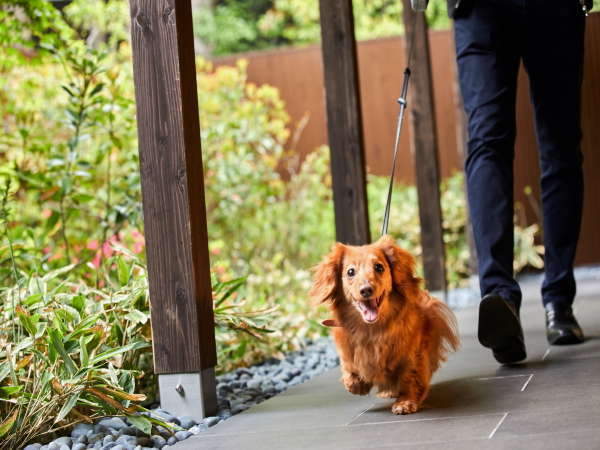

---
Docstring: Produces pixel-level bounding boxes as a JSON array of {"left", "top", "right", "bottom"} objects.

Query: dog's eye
[
  {"left": 347, "top": 268, "right": 355, "bottom": 277},
  {"left": 374, "top": 263, "right": 385, "bottom": 273}
]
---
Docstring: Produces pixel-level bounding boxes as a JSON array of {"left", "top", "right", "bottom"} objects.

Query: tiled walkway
[{"left": 175, "top": 277, "right": 600, "bottom": 449}]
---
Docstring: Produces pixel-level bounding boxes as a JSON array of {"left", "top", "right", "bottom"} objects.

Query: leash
[{"left": 380, "top": 11, "right": 419, "bottom": 237}]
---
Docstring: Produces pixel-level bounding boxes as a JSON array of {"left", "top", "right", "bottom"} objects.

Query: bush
[
  {"left": 0, "top": 227, "right": 269, "bottom": 446},
  {"left": 194, "top": 0, "right": 451, "bottom": 56},
  {"left": 0, "top": 240, "right": 157, "bottom": 447}
]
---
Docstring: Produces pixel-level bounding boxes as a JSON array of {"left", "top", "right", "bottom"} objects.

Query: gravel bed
[{"left": 24, "top": 338, "right": 339, "bottom": 450}]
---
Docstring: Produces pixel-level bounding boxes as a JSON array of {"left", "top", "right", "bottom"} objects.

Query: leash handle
[{"left": 381, "top": 67, "right": 411, "bottom": 237}]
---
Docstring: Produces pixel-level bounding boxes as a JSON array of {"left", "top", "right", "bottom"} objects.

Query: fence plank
[
  {"left": 319, "top": 0, "right": 371, "bottom": 245},
  {"left": 402, "top": 1, "right": 447, "bottom": 291},
  {"left": 128, "top": 0, "right": 216, "bottom": 381}
]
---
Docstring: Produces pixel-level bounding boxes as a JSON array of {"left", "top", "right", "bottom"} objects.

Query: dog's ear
[
  {"left": 310, "top": 242, "right": 345, "bottom": 304},
  {"left": 376, "top": 235, "right": 421, "bottom": 296}
]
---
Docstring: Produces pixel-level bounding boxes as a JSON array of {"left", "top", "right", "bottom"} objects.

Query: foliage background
[{"left": 194, "top": 0, "right": 450, "bottom": 56}]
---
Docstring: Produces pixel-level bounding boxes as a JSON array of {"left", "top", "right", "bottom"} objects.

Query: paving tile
[
  {"left": 521, "top": 355, "right": 600, "bottom": 388},
  {"left": 494, "top": 399, "right": 600, "bottom": 440},
  {"left": 201, "top": 368, "right": 374, "bottom": 436},
  {"left": 543, "top": 337, "right": 600, "bottom": 361},
  {"left": 179, "top": 413, "right": 507, "bottom": 450},
  {"left": 367, "top": 429, "right": 600, "bottom": 450}
]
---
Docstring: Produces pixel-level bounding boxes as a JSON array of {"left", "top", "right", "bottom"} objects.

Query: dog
[{"left": 310, "top": 235, "right": 459, "bottom": 414}]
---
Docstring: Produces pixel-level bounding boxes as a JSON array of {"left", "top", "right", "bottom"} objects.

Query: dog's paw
[
  {"left": 376, "top": 390, "right": 396, "bottom": 399},
  {"left": 343, "top": 374, "right": 372, "bottom": 395},
  {"left": 391, "top": 399, "right": 419, "bottom": 415}
]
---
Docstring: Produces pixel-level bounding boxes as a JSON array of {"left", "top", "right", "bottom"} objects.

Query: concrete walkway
[{"left": 175, "top": 277, "right": 600, "bottom": 449}]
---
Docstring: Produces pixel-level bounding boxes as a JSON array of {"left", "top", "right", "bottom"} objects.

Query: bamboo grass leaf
[
  {"left": 56, "top": 391, "right": 80, "bottom": 422},
  {"left": 15, "top": 305, "right": 37, "bottom": 336},
  {"left": 0, "top": 363, "right": 10, "bottom": 385},
  {"left": 80, "top": 335, "right": 90, "bottom": 368},
  {"left": 48, "top": 329, "right": 77, "bottom": 376},
  {"left": 127, "top": 415, "right": 151, "bottom": 435},
  {"left": 90, "top": 341, "right": 149, "bottom": 366},
  {"left": 0, "top": 410, "right": 18, "bottom": 437}
]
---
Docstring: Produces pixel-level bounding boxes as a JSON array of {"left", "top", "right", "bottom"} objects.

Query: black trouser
[{"left": 454, "top": 0, "right": 586, "bottom": 309}]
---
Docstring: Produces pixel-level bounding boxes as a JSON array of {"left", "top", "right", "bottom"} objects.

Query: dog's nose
[{"left": 360, "top": 286, "right": 373, "bottom": 298}]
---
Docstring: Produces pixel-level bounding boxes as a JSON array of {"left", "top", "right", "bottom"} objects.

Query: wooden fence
[{"left": 213, "top": 13, "right": 600, "bottom": 265}]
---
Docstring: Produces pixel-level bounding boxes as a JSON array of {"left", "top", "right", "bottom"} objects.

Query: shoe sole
[
  {"left": 478, "top": 295, "right": 526, "bottom": 364},
  {"left": 547, "top": 331, "right": 585, "bottom": 346}
]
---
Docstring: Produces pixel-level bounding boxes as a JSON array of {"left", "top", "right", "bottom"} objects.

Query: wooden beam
[
  {"left": 319, "top": 0, "right": 371, "bottom": 245},
  {"left": 401, "top": 0, "right": 447, "bottom": 292},
  {"left": 128, "top": 0, "right": 216, "bottom": 417}
]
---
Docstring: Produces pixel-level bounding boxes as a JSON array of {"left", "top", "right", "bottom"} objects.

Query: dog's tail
[{"left": 422, "top": 292, "right": 460, "bottom": 370}]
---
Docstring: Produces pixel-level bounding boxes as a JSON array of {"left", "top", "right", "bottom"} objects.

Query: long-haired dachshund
[{"left": 311, "top": 235, "right": 459, "bottom": 414}]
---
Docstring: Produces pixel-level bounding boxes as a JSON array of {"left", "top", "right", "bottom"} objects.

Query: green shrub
[
  {"left": 194, "top": 0, "right": 451, "bottom": 56},
  {"left": 0, "top": 233, "right": 269, "bottom": 446},
  {"left": 0, "top": 242, "right": 157, "bottom": 447}
]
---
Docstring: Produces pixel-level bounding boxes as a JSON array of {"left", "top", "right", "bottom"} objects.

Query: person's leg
[
  {"left": 454, "top": 0, "right": 524, "bottom": 309},
  {"left": 522, "top": 0, "right": 586, "bottom": 309},
  {"left": 522, "top": 0, "right": 586, "bottom": 345}
]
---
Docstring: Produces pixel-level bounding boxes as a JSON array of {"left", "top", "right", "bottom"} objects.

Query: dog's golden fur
[{"left": 311, "top": 235, "right": 459, "bottom": 414}]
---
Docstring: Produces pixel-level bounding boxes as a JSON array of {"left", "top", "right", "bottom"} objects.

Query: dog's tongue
[
  {"left": 361, "top": 298, "right": 379, "bottom": 322},
  {"left": 363, "top": 306, "right": 377, "bottom": 322}
]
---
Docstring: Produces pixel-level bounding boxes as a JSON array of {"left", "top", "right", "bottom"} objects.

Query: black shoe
[
  {"left": 545, "top": 303, "right": 584, "bottom": 345},
  {"left": 478, "top": 294, "right": 527, "bottom": 364}
]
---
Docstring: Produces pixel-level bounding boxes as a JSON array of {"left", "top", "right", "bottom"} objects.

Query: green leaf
[
  {"left": 72, "top": 193, "right": 95, "bottom": 203},
  {"left": 71, "top": 294, "right": 85, "bottom": 313},
  {"left": 35, "top": 322, "right": 48, "bottom": 339},
  {"left": 214, "top": 277, "right": 246, "bottom": 307},
  {"left": 0, "top": 363, "right": 10, "bottom": 385},
  {"left": 80, "top": 335, "right": 90, "bottom": 368},
  {"left": 0, "top": 386, "right": 23, "bottom": 397},
  {"left": 28, "top": 275, "right": 45, "bottom": 295},
  {"left": 124, "top": 309, "right": 148, "bottom": 325},
  {"left": 23, "top": 293, "right": 43, "bottom": 307},
  {"left": 15, "top": 307, "right": 37, "bottom": 337},
  {"left": 61, "top": 84, "right": 76, "bottom": 98},
  {"left": 117, "top": 256, "right": 130, "bottom": 285},
  {"left": 49, "top": 328, "right": 77, "bottom": 377},
  {"left": 89, "top": 82, "right": 105, "bottom": 97},
  {"left": 42, "top": 264, "right": 76, "bottom": 282},
  {"left": 14, "top": 337, "right": 34, "bottom": 355},
  {"left": 66, "top": 313, "right": 102, "bottom": 341},
  {"left": 127, "top": 414, "right": 152, "bottom": 435},
  {"left": 0, "top": 410, "right": 18, "bottom": 437},
  {"left": 46, "top": 210, "right": 60, "bottom": 230},
  {"left": 90, "top": 341, "right": 150, "bottom": 366},
  {"left": 56, "top": 391, "right": 80, "bottom": 422}
]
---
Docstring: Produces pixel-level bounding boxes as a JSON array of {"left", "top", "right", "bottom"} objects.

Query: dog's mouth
[{"left": 355, "top": 296, "right": 382, "bottom": 323}]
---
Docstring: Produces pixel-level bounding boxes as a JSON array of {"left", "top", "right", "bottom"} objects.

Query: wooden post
[
  {"left": 128, "top": 0, "right": 217, "bottom": 418},
  {"left": 401, "top": 0, "right": 447, "bottom": 292},
  {"left": 319, "top": 0, "right": 371, "bottom": 245}
]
